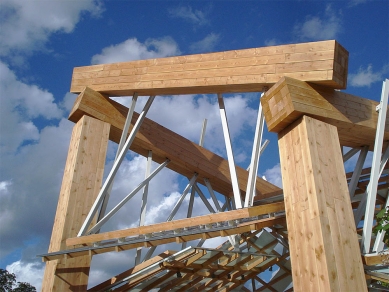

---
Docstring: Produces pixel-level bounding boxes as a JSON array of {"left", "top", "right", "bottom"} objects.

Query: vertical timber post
[
  {"left": 42, "top": 115, "right": 110, "bottom": 291},
  {"left": 278, "top": 116, "right": 366, "bottom": 291}
]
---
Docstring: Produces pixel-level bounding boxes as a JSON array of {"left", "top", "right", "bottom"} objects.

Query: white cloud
[
  {"left": 91, "top": 37, "right": 180, "bottom": 64},
  {"left": 293, "top": 4, "right": 342, "bottom": 41},
  {"left": 168, "top": 6, "right": 209, "bottom": 26},
  {"left": 262, "top": 163, "right": 282, "bottom": 188},
  {"left": 119, "top": 93, "right": 257, "bottom": 158},
  {"left": 348, "top": 0, "right": 369, "bottom": 7},
  {"left": 6, "top": 260, "right": 44, "bottom": 291},
  {"left": 0, "top": 180, "right": 12, "bottom": 194},
  {"left": 264, "top": 38, "right": 281, "bottom": 46},
  {"left": 0, "top": 0, "right": 103, "bottom": 60},
  {"left": 0, "top": 61, "right": 63, "bottom": 155},
  {"left": 348, "top": 64, "right": 388, "bottom": 87},
  {"left": 189, "top": 33, "right": 220, "bottom": 53}
]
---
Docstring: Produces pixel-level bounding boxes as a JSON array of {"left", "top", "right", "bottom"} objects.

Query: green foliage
[
  {"left": 373, "top": 206, "right": 389, "bottom": 245},
  {"left": 0, "top": 269, "right": 36, "bottom": 292}
]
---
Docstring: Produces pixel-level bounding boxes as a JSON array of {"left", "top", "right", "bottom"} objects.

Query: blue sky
[{"left": 0, "top": 0, "right": 388, "bottom": 289}]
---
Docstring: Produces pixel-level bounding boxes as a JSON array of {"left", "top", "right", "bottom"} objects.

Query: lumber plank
[
  {"left": 362, "top": 252, "right": 389, "bottom": 266},
  {"left": 70, "top": 40, "right": 348, "bottom": 96},
  {"left": 41, "top": 116, "right": 110, "bottom": 291},
  {"left": 68, "top": 87, "right": 283, "bottom": 200},
  {"left": 261, "top": 76, "right": 389, "bottom": 149},
  {"left": 66, "top": 202, "right": 285, "bottom": 246},
  {"left": 278, "top": 116, "right": 367, "bottom": 292},
  {"left": 43, "top": 216, "right": 286, "bottom": 263}
]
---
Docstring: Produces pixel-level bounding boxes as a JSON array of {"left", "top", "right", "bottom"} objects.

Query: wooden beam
[
  {"left": 68, "top": 87, "right": 283, "bottom": 200},
  {"left": 42, "top": 216, "right": 286, "bottom": 262},
  {"left": 41, "top": 116, "right": 110, "bottom": 291},
  {"left": 261, "top": 76, "right": 389, "bottom": 149},
  {"left": 362, "top": 251, "right": 389, "bottom": 266},
  {"left": 70, "top": 40, "right": 348, "bottom": 96},
  {"left": 278, "top": 115, "right": 367, "bottom": 291},
  {"left": 66, "top": 202, "right": 284, "bottom": 246}
]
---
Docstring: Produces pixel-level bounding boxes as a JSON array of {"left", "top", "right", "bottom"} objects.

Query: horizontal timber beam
[
  {"left": 261, "top": 76, "right": 389, "bottom": 148},
  {"left": 68, "top": 87, "right": 283, "bottom": 200},
  {"left": 70, "top": 40, "right": 348, "bottom": 96},
  {"left": 40, "top": 216, "right": 286, "bottom": 262},
  {"left": 66, "top": 202, "right": 284, "bottom": 246}
]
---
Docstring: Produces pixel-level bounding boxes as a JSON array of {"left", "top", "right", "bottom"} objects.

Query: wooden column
[
  {"left": 278, "top": 116, "right": 366, "bottom": 291},
  {"left": 42, "top": 115, "right": 110, "bottom": 291}
]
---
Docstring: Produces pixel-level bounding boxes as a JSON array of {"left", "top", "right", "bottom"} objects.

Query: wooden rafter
[{"left": 69, "top": 87, "right": 283, "bottom": 200}]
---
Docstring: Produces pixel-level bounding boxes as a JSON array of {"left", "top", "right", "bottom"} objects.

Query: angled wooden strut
[
  {"left": 261, "top": 76, "right": 389, "bottom": 149},
  {"left": 68, "top": 87, "right": 283, "bottom": 200},
  {"left": 70, "top": 40, "right": 348, "bottom": 96},
  {"left": 42, "top": 116, "right": 110, "bottom": 291}
]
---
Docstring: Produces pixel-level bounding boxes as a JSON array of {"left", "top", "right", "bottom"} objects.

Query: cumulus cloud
[
  {"left": 91, "top": 37, "right": 180, "bottom": 64},
  {"left": 6, "top": 261, "right": 44, "bottom": 291},
  {"left": 262, "top": 163, "right": 282, "bottom": 188},
  {"left": 0, "top": 0, "right": 103, "bottom": 61},
  {"left": 189, "top": 33, "right": 220, "bottom": 53},
  {"left": 113, "top": 93, "right": 257, "bottom": 158},
  {"left": 348, "top": 64, "right": 388, "bottom": 87},
  {"left": 0, "top": 61, "right": 63, "bottom": 155},
  {"left": 168, "top": 5, "right": 209, "bottom": 26},
  {"left": 293, "top": 4, "right": 342, "bottom": 41}
]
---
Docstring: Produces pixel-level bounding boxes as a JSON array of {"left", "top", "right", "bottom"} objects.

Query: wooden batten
[
  {"left": 41, "top": 116, "right": 110, "bottom": 291},
  {"left": 261, "top": 76, "right": 389, "bottom": 148},
  {"left": 278, "top": 116, "right": 367, "bottom": 291},
  {"left": 70, "top": 40, "right": 348, "bottom": 96},
  {"left": 68, "top": 87, "right": 283, "bottom": 200}
]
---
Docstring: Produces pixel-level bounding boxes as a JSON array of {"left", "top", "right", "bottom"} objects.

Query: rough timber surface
[
  {"left": 261, "top": 76, "right": 389, "bottom": 149},
  {"left": 68, "top": 87, "right": 283, "bottom": 200},
  {"left": 41, "top": 116, "right": 109, "bottom": 291},
  {"left": 278, "top": 116, "right": 367, "bottom": 292},
  {"left": 70, "top": 40, "right": 348, "bottom": 96}
]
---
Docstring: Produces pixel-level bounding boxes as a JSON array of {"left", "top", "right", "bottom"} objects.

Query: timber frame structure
[{"left": 39, "top": 40, "right": 389, "bottom": 291}]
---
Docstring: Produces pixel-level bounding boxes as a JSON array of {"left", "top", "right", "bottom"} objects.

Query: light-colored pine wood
[
  {"left": 68, "top": 87, "right": 283, "bottom": 201},
  {"left": 42, "top": 216, "right": 286, "bottom": 262},
  {"left": 70, "top": 40, "right": 348, "bottom": 96},
  {"left": 41, "top": 116, "right": 109, "bottom": 291},
  {"left": 66, "top": 202, "right": 284, "bottom": 246},
  {"left": 278, "top": 116, "right": 367, "bottom": 292},
  {"left": 261, "top": 76, "right": 389, "bottom": 149}
]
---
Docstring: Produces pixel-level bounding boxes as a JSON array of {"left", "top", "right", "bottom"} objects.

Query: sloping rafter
[{"left": 69, "top": 87, "right": 283, "bottom": 200}]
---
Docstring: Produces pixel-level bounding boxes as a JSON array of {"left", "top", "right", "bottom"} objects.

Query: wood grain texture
[
  {"left": 42, "top": 217, "right": 286, "bottom": 262},
  {"left": 66, "top": 202, "right": 285, "bottom": 246},
  {"left": 261, "top": 76, "right": 389, "bottom": 149},
  {"left": 70, "top": 40, "right": 348, "bottom": 96},
  {"left": 68, "top": 87, "right": 283, "bottom": 201},
  {"left": 41, "top": 116, "right": 110, "bottom": 291},
  {"left": 278, "top": 116, "right": 367, "bottom": 292}
]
